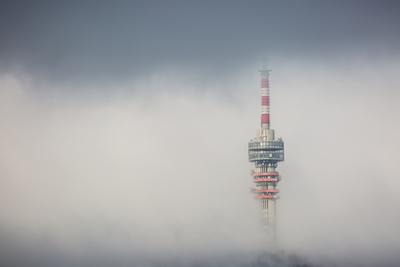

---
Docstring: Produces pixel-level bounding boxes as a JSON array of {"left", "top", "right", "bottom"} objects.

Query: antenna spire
[{"left": 260, "top": 66, "right": 271, "bottom": 129}]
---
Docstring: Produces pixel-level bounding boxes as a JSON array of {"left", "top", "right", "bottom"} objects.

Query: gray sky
[{"left": 0, "top": 0, "right": 399, "bottom": 85}]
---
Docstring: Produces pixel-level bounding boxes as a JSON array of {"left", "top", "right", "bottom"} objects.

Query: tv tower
[{"left": 248, "top": 66, "right": 284, "bottom": 227}]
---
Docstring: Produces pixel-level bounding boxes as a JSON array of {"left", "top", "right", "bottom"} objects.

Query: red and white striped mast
[{"left": 260, "top": 67, "right": 271, "bottom": 130}]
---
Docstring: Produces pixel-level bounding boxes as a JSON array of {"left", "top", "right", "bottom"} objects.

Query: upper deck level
[{"left": 248, "top": 138, "right": 284, "bottom": 162}]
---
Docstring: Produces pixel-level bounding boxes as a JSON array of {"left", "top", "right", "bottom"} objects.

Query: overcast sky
[
  {"left": 1, "top": 1, "right": 400, "bottom": 267},
  {"left": 0, "top": 0, "right": 399, "bottom": 84}
]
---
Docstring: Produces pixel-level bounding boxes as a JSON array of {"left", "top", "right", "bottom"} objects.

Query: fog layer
[{"left": 1, "top": 58, "right": 400, "bottom": 266}]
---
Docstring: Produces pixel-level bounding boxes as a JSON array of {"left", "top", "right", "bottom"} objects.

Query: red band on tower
[
  {"left": 261, "top": 114, "right": 270, "bottom": 124},
  {"left": 261, "top": 96, "right": 269, "bottom": 106}
]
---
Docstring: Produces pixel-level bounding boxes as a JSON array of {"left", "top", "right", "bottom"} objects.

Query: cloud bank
[{"left": 0, "top": 56, "right": 400, "bottom": 266}]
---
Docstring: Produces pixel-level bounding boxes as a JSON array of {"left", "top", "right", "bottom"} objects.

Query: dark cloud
[{"left": 0, "top": 0, "right": 399, "bottom": 84}]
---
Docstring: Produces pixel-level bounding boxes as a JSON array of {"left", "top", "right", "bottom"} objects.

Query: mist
[
  {"left": 0, "top": 66, "right": 270, "bottom": 266},
  {"left": 0, "top": 55, "right": 399, "bottom": 266}
]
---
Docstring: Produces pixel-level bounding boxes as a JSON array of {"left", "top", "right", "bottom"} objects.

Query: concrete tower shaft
[{"left": 248, "top": 67, "right": 284, "bottom": 227}]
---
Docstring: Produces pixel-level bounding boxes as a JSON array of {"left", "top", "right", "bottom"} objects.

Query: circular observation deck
[
  {"left": 248, "top": 139, "right": 284, "bottom": 162},
  {"left": 248, "top": 149, "right": 284, "bottom": 162},
  {"left": 248, "top": 139, "right": 284, "bottom": 150}
]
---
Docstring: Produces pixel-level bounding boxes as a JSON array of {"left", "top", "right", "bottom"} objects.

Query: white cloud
[{"left": 0, "top": 58, "right": 399, "bottom": 266}]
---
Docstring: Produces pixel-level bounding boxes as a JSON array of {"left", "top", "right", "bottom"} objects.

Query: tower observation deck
[{"left": 248, "top": 67, "right": 284, "bottom": 227}]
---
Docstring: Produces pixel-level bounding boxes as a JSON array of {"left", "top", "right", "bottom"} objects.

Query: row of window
[
  {"left": 249, "top": 151, "right": 284, "bottom": 160},
  {"left": 248, "top": 142, "right": 284, "bottom": 149}
]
